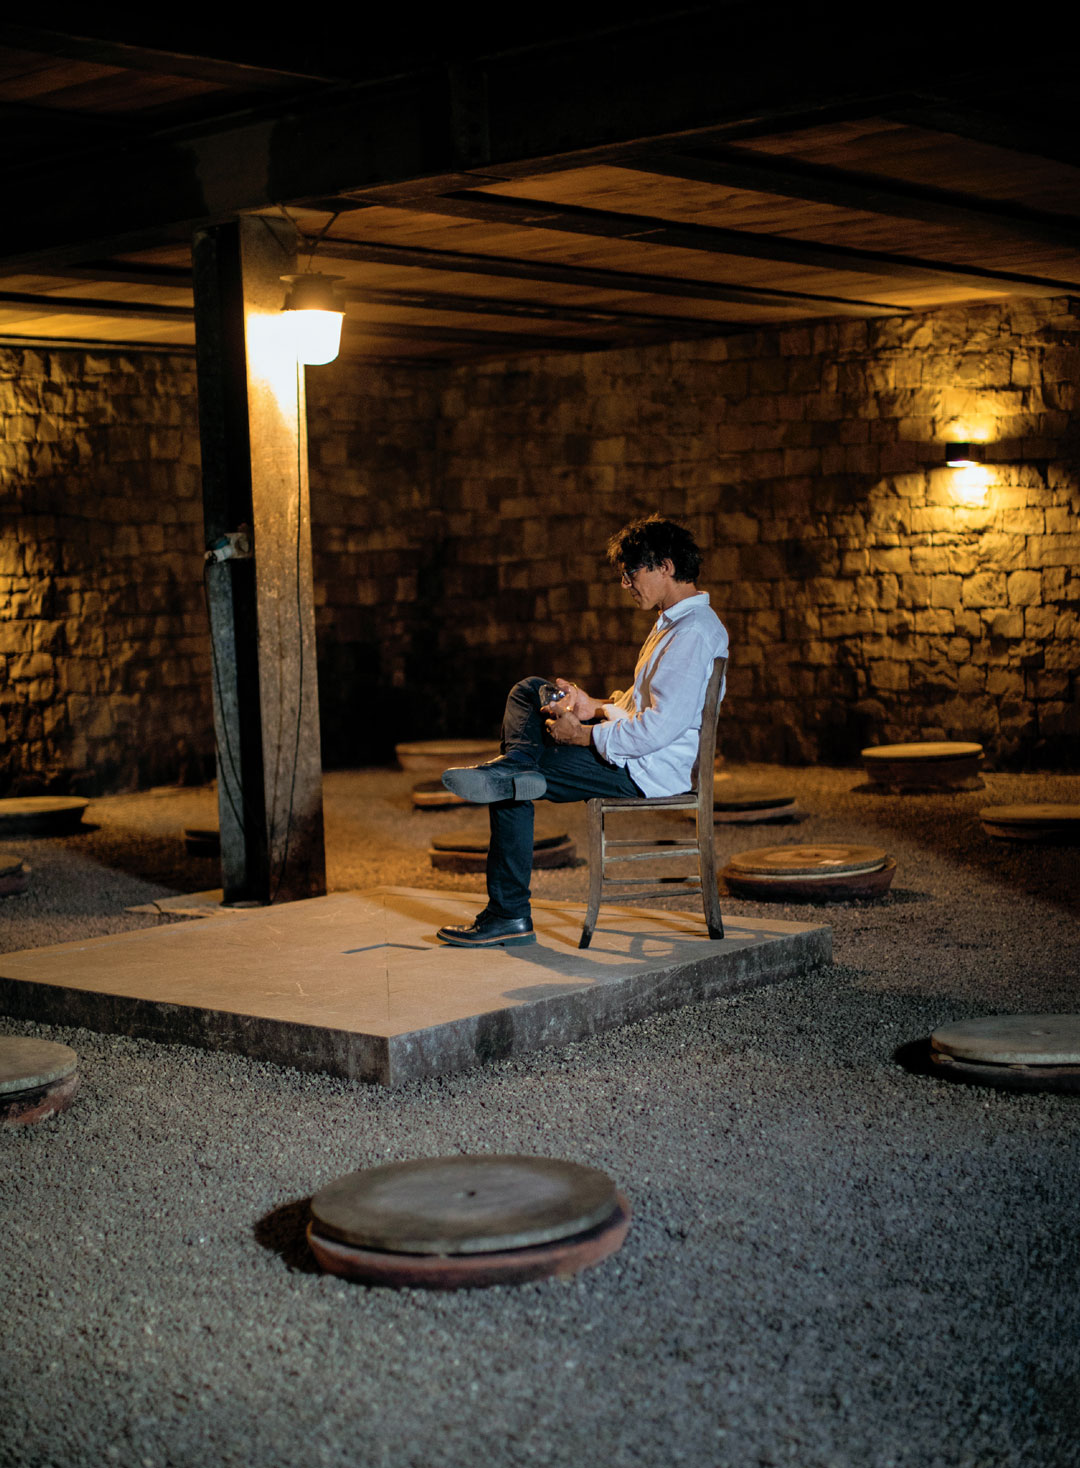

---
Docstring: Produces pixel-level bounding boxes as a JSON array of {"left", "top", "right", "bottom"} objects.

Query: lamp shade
[
  {"left": 945, "top": 441, "right": 984, "bottom": 468},
  {"left": 280, "top": 273, "right": 345, "bottom": 365}
]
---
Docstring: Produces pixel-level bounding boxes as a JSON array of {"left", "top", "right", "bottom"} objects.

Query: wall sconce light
[
  {"left": 945, "top": 441, "right": 985, "bottom": 468},
  {"left": 280, "top": 273, "right": 345, "bottom": 365},
  {"left": 944, "top": 441, "right": 991, "bottom": 507}
]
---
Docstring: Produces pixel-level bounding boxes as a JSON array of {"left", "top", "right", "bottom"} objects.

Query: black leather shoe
[
  {"left": 437, "top": 911, "right": 536, "bottom": 947},
  {"left": 442, "top": 755, "right": 547, "bottom": 804}
]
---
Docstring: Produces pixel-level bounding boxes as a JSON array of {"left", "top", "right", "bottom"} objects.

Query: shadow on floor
[{"left": 254, "top": 1197, "right": 322, "bottom": 1275}]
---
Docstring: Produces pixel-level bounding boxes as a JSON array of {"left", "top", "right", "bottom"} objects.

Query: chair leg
[
  {"left": 579, "top": 799, "right": 604, "bottom": 949},
  {"left": 697, "top": 811, "right": 724, "bottom": 940}
]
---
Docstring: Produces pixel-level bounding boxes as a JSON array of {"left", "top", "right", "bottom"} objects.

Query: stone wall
[
  {"left": 305, "top": 365, "right": 443, "bottom": 766},
  {"left": 2, "top": 293, "right": 1077, "bottom": 794},
  {"left": 0, "top": 348, "right": 211, "bottom": 794},
  {"left": 312, "top": 296, "right": 1079, "bottom": 766}
]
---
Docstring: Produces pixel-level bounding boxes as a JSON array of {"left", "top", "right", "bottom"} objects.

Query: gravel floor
[{"left": 1, "top": 764, "right": 1079, "bottom": 1468}]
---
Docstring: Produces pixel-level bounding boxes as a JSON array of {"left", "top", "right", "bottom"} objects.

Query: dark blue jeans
[{"left": 486, "top": 676, "right": 641, "bottom": 919}]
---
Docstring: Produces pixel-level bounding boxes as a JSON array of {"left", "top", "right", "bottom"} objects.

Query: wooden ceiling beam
[
  {"left": 316, "top": 237, "right": 903, "bottom": 316},
  {"left": 891, "top": 101, "right": 1080, "bottom": 174},
  {"left": 0, "top": 335, "right": 194, "bottom": 354},
  {"left": 0, "top": 7, "right": 1017, "bottom": 272},
  {"left": 352, "top": 320, "right": 610, "bottom": 352},
  {"left": 19, "top": 262, "right": 195, "bottom": 289},
  {"left": 392, "top": 190, "right": 1076, "bottom": 296},
  {"left": 0, "top": 291, "right": 193, "bottom": 321},
  {"left": 330, "top": 100, "right": 918, "bottom": 204},
  {"left": 617, "top": 148, "right": 1080, "bottom": 249},
  {"left": 347, "top": 285, "right": 724, "bottom": 335}
]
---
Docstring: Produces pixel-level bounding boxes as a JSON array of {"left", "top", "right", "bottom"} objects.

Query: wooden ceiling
[{"left": 3, "top": 14, "right": 1080, "bottom": 362}]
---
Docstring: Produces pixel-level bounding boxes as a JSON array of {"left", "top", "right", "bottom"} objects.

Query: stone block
[
  {"left": 1044, "top": 642, "right": 1078, "bottom": 671},
  {"left": 985, "top": 667, "right": 1024, "bottom": 698},
  {"left": 9, "top": 652, "right": 54, "bottom": 682},
  {"left": 715, "top": 511, "right": 759, "bottom": 545},
  {"left": 1045, "top": 506, "right": 1073, "bottom": 534},
  {"left": 912, "top": 608, "right": 954, "bottom": 635},
  {"left": 0, "top": 621, "right": 35, "bottom": 656},
  {"left": 868, "top": 659, "right": 909, "bottom": 692},
  {"left": 982, "top": 608, "right": 1024, "bottom": 639},
  {"left": 868, "top": 546, "right": 911, "bottom": 574},
  {"left": 961, "top": 572, "right": 1006, "bottom": 609},
  {"left": 1028, "top": 670, "right": 1071, "bottom": 701},
  {"left": 977, "top": 532, "right": 1026, "bottom": 568},
  {"left": 929, "top": 575, "right": 962, "bottom": 610},
  {"left": 1006, "top": 569, "right": 1041, "bottom": 606}
]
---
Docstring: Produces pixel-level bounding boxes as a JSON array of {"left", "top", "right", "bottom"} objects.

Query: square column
[{"left": 192, "top": 216, "right": 326, "bottom": 904}]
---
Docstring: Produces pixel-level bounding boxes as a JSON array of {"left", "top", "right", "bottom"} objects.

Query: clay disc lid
[
  {"left": 862, "top": 741, "right": 982, "bottom": 762},
  {"left": 0, "top": 1037, "right": 78, "bottom": 1095},
  {"left": 396, "top": 740, "right": 500, "bottom": 759},
  {"left": 311, "top": 1154, "right": 618, "bottom": 1255},
  {"left": 0, "top": 797, "right": 89, "bottom": 832},
  {"left": 430, "top": 831, "right": 568, "bottom": 854},
  {"left": 712, "top": 780, "right": 796, "bottom": 812},
  {"left": 727, "top": 843, "right": 888, "bottom": 878},
  {"left": 931, "top": 1014, "right": 1080, "bottom": 1066},
  {"left": 979, "top": 804, "right": 1080, "bottom": 826}
]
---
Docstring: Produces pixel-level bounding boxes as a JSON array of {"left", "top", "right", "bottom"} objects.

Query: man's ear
[{"left": 660, "top": 557, "right": 676, "bottom": 577}]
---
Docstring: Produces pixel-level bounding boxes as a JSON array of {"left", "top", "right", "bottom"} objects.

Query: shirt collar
[{"left": 657, "top": 590, "right": 710, "bottom": 627}]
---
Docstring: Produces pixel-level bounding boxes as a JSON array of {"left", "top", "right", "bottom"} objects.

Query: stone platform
[{"left": 0, "top": 887, "right": 830, "bottom": 1086}]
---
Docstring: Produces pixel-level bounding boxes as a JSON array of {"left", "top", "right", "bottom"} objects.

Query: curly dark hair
[{"left": 606, "top": 515, "right": 703, "bottom": 583}]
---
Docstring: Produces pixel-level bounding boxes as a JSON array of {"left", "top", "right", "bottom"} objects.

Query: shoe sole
[
  {"left": 442, "top": 768, "right": 547, "bottom": 803},
  {"left": 437, "top": 930, "right": 537, "bottom": 947}
]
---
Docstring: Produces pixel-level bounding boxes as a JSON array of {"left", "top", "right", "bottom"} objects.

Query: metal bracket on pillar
[{"left": 192, "top": 215, "right": 327, "bottom": 905}]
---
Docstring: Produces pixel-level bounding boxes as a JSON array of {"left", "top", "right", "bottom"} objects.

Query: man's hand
[
  {"left": 554, "top": 678, "right": 603, "bottom": 721},
  {"left": 545, "top": 707, "right": 592, "bottom": 746}
]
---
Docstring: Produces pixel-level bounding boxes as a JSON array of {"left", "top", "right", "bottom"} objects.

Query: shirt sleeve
[{"left": 591, "top": 625, "right": 716, "bottom": 763}]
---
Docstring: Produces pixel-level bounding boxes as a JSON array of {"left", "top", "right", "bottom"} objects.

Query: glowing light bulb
[
  {"left": 287, "top": 308, "right": 344, "bottom": 365},
  {"left": 280, "top": 273, "right": 345, "bottom": 365}
]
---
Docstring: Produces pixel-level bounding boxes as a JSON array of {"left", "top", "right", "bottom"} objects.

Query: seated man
[{"left": 437, "top": 514, "right": 729, "bottom": 947}]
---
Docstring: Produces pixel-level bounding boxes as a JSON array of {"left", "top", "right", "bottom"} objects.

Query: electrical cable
[{"left": 201, "top": 560, "right": 247, "bottom": 837}]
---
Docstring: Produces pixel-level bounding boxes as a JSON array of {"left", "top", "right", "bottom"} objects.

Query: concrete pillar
[{"left": 192, "top": 215, "right": 326, "bottom": 905}]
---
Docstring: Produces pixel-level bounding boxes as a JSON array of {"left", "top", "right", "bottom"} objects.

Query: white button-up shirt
[{"left": 590, "top": 591, "right": 728, "bottom": 798}]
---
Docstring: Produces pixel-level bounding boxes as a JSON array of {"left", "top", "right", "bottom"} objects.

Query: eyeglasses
[{"left": 619, "top": 566, "right": 645, "bottom": 588}]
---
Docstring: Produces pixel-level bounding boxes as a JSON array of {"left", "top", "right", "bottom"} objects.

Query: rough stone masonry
[{"left": 1, "top": 294, "right": 1077, "bottom": 793}]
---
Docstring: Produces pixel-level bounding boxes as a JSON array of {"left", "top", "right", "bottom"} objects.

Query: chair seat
[{"left": 594, "top": 791, "right": 696, "bottom": 809}]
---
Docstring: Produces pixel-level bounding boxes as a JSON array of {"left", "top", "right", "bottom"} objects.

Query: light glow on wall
[{"left": 950, "top": 463, "right": 992, "bottom": 506}]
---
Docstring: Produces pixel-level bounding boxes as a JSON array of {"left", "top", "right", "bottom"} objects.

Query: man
[{"left": 437, "top": 515, "right": 728, "bottom": 947}]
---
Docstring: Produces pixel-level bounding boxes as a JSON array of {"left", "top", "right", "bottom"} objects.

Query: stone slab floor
[{"left": 1, "top": 763, "right": 1079, "bottom": 1468}]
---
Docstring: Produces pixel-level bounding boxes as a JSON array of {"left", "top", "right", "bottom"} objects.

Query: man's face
[{"left": 620, "top": 562, "right": 669, "bottom": 610}]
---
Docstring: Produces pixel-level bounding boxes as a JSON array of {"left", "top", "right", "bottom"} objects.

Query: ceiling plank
[
  {"left": 0, "top": 24, "right": 335, "bottom": 88},
  {"left": 316, "top": 237, "right": 905, "bottom": 316},
  {"left": 617, "top": 148, "right": 1080, "bottom": 249},
  {"left": 386, "top": 189, "right": 1076, "bottom": 295}
]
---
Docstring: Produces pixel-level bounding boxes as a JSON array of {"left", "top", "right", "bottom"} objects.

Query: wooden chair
[{"left": 579, "top": 656, "right": 727, "bottom": 950}]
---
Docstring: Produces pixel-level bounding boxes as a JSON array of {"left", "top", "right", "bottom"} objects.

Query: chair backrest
[{"left": 695, "top": 656, "right": 727, "bottom": 824}]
